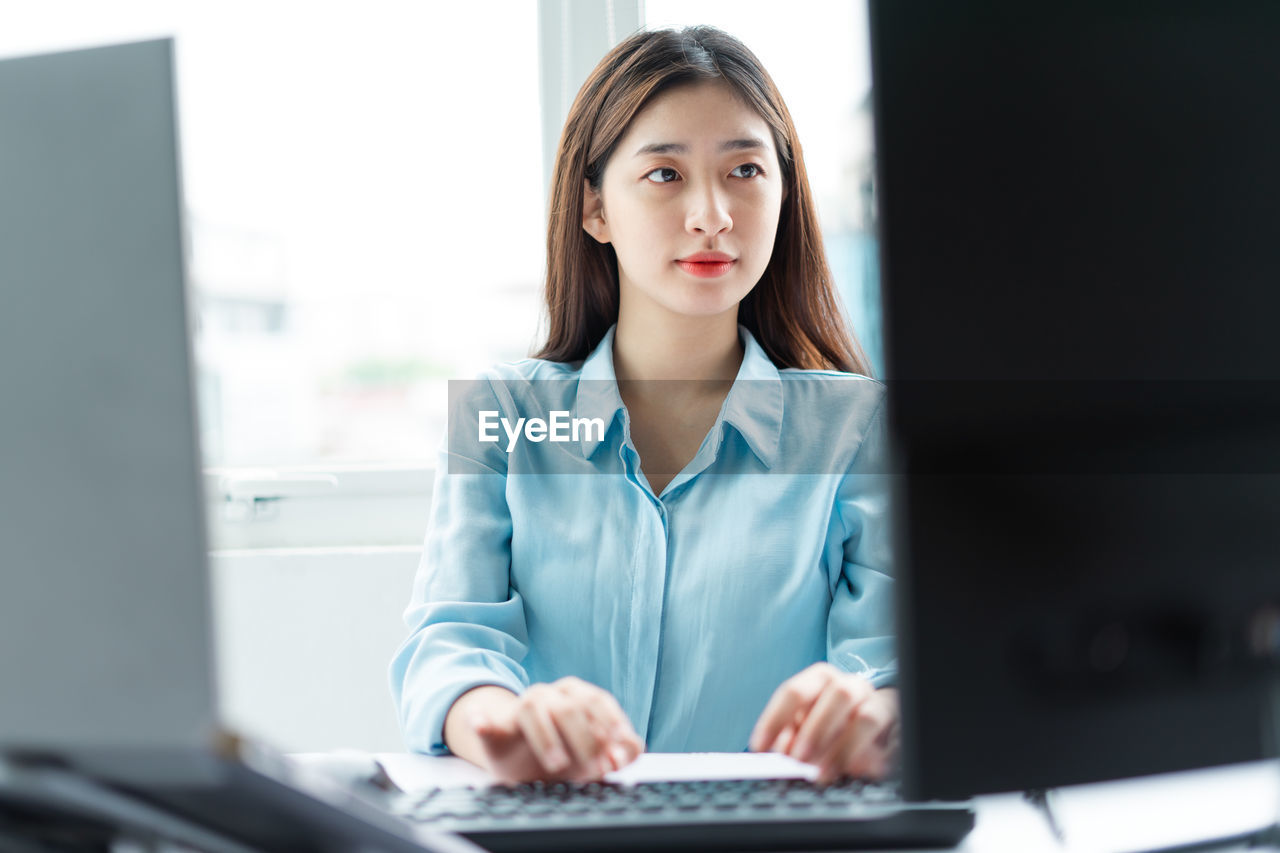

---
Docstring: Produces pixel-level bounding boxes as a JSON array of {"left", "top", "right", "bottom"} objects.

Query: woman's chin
[
  {"left": 665, "top": 300, "right": 742, "bottom": 321},
  {"left": 664, "top": 285, "right": 752, "bottom": 320}
]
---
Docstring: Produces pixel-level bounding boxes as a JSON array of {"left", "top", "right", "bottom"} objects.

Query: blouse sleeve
[
  {"left": 388, "top": 377, "right": 531, "bottom": 755},
  {"left": 826, "top": 394, "right": 898, "bottom": 689}
]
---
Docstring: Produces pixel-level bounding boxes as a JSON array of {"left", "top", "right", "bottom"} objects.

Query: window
[
  {"left": 1, "top": 1, "right": 545, "bottom": 475},
  {"left": 175, "top": 4, "right": 546, "bottom": 469}
]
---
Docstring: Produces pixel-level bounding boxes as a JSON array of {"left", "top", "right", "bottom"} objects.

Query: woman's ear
[{"left": 581, "top": 179, "right": 611, "bottom": 244}]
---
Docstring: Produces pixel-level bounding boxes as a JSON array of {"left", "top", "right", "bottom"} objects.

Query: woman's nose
[{"left": 685, "top": 182, "right": 732, "bottom": 236}]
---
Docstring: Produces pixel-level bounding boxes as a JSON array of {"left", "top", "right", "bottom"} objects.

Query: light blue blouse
[{"left": 389, "top": 324, "right": 895, "bottom": 755}]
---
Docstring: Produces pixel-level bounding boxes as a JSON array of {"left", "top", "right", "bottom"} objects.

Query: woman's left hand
[{"left": 748, "top": 663, "right": 899, "bottom": 784}]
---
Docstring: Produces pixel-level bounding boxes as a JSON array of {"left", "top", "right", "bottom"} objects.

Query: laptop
[
  {"left": 0, "top": 37, "right": 478, "bottom": 853},
  {"left": 0, "top": 36, "right": 973, "bottom": 853}
]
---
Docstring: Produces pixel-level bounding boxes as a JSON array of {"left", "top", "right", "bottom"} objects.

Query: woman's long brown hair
[{"left": 533, "top": 26, "right": 871, "bottom": 376}]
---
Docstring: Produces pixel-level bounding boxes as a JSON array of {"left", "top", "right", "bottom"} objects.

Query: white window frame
[{"left": 204, "top": 465, "right": 434, "bottom": 551}]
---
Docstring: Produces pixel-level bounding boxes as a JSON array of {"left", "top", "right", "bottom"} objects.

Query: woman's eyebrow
[{"left": 633, "top": 137, "right": 769, "bottom": 156}]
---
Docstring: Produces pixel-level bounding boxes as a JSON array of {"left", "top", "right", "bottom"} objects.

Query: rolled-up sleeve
[
  {"left": 388, "top": 379, "right": 531, "bottom": 755},
  {"left": 826, "top": 396, "right": 897, "bottom": 689}
]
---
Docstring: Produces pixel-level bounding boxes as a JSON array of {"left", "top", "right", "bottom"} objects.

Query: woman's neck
[{"left": 613, "top": 310, "right": 744, "bottom": 383}]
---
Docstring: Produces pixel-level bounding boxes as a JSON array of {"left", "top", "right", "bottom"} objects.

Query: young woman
[{"left": 390, "top": 26, "right": 898, "bottom": 786}]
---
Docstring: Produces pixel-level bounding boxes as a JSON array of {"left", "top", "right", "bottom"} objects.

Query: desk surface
[{"left": 292, "top": 752, "right": 1278, "bottom": 853}]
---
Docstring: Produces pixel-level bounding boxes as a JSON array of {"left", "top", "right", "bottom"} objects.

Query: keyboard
[{"left": 394, "top": 776, "right": 975, "bottom": 852}]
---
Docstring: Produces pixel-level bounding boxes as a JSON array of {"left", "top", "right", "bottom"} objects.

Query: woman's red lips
[
  {"left": 680, "top": 252, "right": 734, "bottom": 263},
  {"left": 676, "top": 252, "right": 736, "bottom": 278}
]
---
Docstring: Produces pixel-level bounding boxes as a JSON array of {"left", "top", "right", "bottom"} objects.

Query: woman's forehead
[{"left": 619, "top": 79, "right": 776, "bottom": 155}]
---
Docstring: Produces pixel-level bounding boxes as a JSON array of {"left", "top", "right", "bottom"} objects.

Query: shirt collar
[
  {"left": 573, "top": 325, "right": 627, "bottom": 458},
  {"left": 720, "top": 325, "right": 783, "bottom": 469},
  {"left": 572, "top": 324, "right": 783, "bottom": 467}
]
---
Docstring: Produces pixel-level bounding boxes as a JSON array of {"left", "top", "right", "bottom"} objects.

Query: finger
[
  {"left": 472, "top": 709, "right": 521, "bottom": 751},
  {"left": 471, "top": 709, "right": 506, "bottom": 736},
  {"left": 766, "top": 699, "right": 812, "bottom": 753},
  {"left": 789, "top": 675, "right": 873, "bottom": 764},
  {"left": 875, "top": 718, "right": 903, "bottom": 778},
  {"left": 768, "top": 723, "right": 798, "bottom": 754},
  {"left": 590, "top": 717, "right": 642, "bottom": 772},
  {"left": 552, "top": 681, "right": 618, "bottom": 776},
  {"left": 548, "top": 696, "right": 608, "bottom": 778},
  {"left": 815, "top": 714, "right": 872, "bottom": 785},
  {"left": 817, "top": 694, "right": 894, "bottom": 783},
  {"left": 599, "top": 729, "right": 643, "bottom": 772},
  {"left": 603, "top": 740, "right": 638, "bottom": 771},
  {"left": 516, "top": 694, "right": 572, "bottom": 774},
  {"left": 749, "top": 663, "right": 838, "bottom": 752},
  {"left": 845, "top": 690, "right": 899, "bottom": 780},
  {"left": 845, "top": 702, "right": 898, "bottom": 781},
  {"left": 559, "top": 679, "right": 644, "bottom": 764},
  {"left": 606, "top": 725, "right": 645, "bottom": 768},
  {"left": 471, "top": 711, "right": 531, "bottom": 779},
  {"left": 596, "top": 710, "right": 644, "bottom": 766},
  {"left": 563, "top": 678, "right": 638, "bottom": 741}
]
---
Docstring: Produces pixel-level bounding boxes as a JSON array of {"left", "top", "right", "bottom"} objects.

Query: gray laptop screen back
[{"left": 0, "top": 39, "right": 218, "bottom": 755}]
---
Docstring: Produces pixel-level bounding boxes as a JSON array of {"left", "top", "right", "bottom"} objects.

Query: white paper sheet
[{"left": 372, "top": 751, "right": 818, "bottom": 792}]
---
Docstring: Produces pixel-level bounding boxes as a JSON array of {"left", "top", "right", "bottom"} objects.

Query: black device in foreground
[{"left": 870, "top": 0, "right": 1280, "bottom": 821}]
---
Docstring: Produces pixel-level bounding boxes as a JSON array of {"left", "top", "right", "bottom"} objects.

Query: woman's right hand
[{"left": 444, "top": 679, "right": 645, "bottom": 784}]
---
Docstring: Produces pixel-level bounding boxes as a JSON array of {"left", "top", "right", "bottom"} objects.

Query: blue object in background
[{"left": 827, "top": 230, "right": 883, "bottom": 379}]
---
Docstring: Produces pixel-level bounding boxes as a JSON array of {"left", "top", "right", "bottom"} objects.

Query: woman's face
[{"left": 582, "top": 79, "right": 785, "bottom": 324}]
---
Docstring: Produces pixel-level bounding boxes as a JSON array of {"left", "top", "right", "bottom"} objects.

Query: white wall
[{"left": 210, "top": 547, "right": 420, "bottom": 753}]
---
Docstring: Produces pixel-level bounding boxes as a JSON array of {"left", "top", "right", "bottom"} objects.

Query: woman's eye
[
  {"left": 731, "top": 163, "right": 763, "bottom": 179},
  {"left": 644, "top": 167, "right": 679, "bottom": 184}
]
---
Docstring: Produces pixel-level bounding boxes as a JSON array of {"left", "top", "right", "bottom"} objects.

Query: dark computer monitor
[{"left": 868, "top": 0, "right": 1280, "bottom": 801}]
